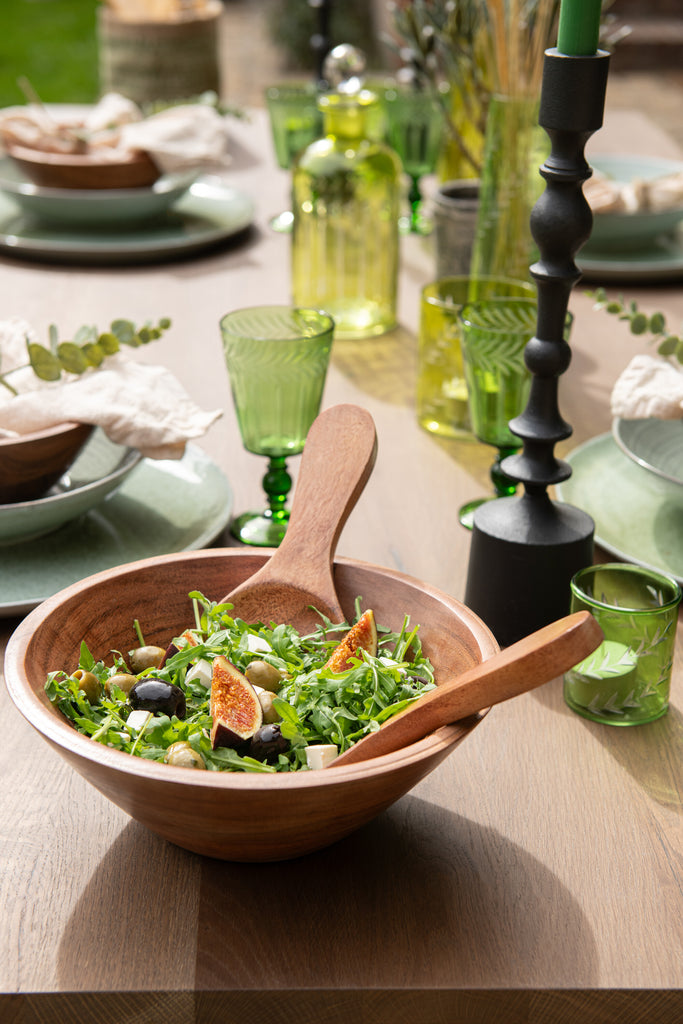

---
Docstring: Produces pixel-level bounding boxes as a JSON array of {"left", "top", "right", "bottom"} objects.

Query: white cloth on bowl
[
  {"left": 611, "top": 354, "right": 683, "bottom": 420},
  {"left": 119, "top": 103, "right": 232, "bottom": 173},
  {"left": 0, "top": 317, "right": 221, "bottom": 459},
  {"left": 0, "top": 93, "right": 232, "bottom": 173}
]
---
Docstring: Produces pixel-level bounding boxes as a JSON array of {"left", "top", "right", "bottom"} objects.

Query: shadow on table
[
  {"left": 533, "top": 678, "right": 682, "bottom": 814},
  {"left": 330, "top": 325, "right": 417, "bottom": 407},
  {"left": 56, "top": 794, "right": 598, "bottom": 994}
]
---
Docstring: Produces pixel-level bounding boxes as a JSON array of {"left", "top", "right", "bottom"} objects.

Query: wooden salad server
[
  {"left": 329, "top": 610, "right": 603, "bottom": 767},
  {"left": 221, "top": 403, "right": 378, "bottom": 630}
]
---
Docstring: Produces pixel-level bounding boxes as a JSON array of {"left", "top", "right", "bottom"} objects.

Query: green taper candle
[{"left": 556, "top": 0, "right": 602, "bottom": 56}]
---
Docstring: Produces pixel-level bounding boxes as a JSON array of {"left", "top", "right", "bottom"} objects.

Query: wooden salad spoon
[
  {"left": 221, "top": 403, "right": 378, "bottom": 630},
  {"left": 329, "top": 610, "right": 603, "bottom": 767}
]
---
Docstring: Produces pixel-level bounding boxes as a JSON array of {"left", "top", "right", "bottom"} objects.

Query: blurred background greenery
[{"left": 0, "top": 0, "right": 99, "bottom": 106}]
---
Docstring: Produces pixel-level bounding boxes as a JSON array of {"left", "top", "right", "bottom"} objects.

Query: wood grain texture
[
  {"left": 0, "top": 422, "right": 92, "bottom": 503},
  {"left": 1, "top": 109, "right": 682, "bottom": 1023}
]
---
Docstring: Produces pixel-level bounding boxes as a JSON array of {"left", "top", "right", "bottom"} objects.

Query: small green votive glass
[{"left": 564, "top": 563, "right": 681, "bottom": 726}]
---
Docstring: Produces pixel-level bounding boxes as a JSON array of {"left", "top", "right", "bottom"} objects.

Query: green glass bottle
[{"left": 291, "top": 45, "right": 401, "bottom": 340}]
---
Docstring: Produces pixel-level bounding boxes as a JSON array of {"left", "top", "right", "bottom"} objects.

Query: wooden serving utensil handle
[
  {"left": 329, "top": 611, "right": 603, "bottom": 767},
  {"left": 221, "top": 404, "right": 377, "bottom": 620}
]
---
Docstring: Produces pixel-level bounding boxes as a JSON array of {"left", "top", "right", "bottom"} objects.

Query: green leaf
[
  {"left": 28, "top": 342, "right": 61, "bottom": 381},
  {"left": 649, "top": 312, "right": 666, "bottom": 335},
  {"left": 82, "top": 342, "right": 105, "bottom": 367},
  {"left": 98, "top": 332, "right": 120, "bottom": 355},
  {"left": 74, "top": 324, "right": 97, "bottom": 345},
  {"left": 657, "top": 335, "right": 678, "bottom": 356},
  {"left": 57, "top": 342, "right": 89, "bottom": 374},
  {"left": 629, "top": 313, "right": 648, "bottom": 335},
  {"left": 110, "top": 319, "right": 136, "bottom": 345}
]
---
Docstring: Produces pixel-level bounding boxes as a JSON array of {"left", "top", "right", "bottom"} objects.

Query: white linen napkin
[
  {"left": 0, "top": 318, "right": 222, "bottom": 459},
  {"left": 611, "top": 354, "right": 683, "bottom": 420}
]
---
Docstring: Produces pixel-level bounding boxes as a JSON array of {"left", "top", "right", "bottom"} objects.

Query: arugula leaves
[{"left": 45, "top": 593, "right": 435, "bottom": 773}]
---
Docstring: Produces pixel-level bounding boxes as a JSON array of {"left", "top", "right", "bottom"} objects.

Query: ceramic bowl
[
  {"left": 0, "top": 428, "right": 142, "bottom": 544},
  {"left": 613, "top": 417, "right": 683, "bottom": 503},
  {"left": 0, "top": 421, "right": 93, "bottom": 504},
  {"left": 586, "top": 155, "right": 683, "bottom": 252},
  {"left": 5, "top": 549, "right": 498, "bottom": 862},
  {"left": 0, "top": 155, "right": 194, "bottom": 227}
]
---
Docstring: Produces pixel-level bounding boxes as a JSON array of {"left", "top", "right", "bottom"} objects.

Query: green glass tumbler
[
  {"left": 220, "top": 306, "right": 334, "bottom": 547},
  {"left": 458, "top": 296, "right": 537, "bottom": 527},
  {"left": 417, "top": 276, "right": 535, "bottom": 439},
  {"left": 564, "top": 563, "right": 681, "bottom": 725}
]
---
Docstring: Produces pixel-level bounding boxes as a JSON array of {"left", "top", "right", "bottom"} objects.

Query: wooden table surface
[{"left": 1, "top": 107, "right": 682, "bottom": 1024}]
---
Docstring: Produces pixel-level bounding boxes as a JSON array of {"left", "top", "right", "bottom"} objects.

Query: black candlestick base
[{"left": 465, "top": 492, "right": 594, "bottom": 648}]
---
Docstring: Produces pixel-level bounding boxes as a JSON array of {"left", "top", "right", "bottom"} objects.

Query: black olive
[
  {"left": 129, "top": 678, "right": 186, "bottom": 719},
  {"left": 249, "top": 723, "right": 289, "bottom": 764}
]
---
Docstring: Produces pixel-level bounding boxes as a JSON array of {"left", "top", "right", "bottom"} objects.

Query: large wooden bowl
[
  {"left": 0, "top": 421, "right": 93, "bottom": 503},
  {"left": 5, "top": 549, "right": 498, "bottom": 862}
]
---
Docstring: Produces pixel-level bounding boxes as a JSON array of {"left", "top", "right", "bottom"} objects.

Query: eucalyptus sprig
[
  {"left": 0, "top": 317, "right": 171, "bottom": 397},
  {"left": 588, "top": 288, "right": 683, "bottom": 365}
]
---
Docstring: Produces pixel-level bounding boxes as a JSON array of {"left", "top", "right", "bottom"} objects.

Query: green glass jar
[{"left": 291, "top": 53, "right": 401, "bottom": 340}]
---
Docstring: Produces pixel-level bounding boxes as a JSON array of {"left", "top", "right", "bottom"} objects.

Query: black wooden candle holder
[{"left": 464, "top": 48, "right": 611, "bottom": 648}]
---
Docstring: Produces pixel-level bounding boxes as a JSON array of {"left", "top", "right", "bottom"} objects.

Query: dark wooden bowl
[
  {"left": 5, "top": 550, "right": 498, "bottom": 862},
  {"left": 0, "top": 421, "right": 93, "bottom": 503},
  {"left": 6, "top": 144, "right": 160, "bottom": 190}
]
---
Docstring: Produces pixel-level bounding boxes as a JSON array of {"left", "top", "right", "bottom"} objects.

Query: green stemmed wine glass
[
  {"left": 457, "top": 297, "right": 538, "bottom": 529},
  {"left": 220, "top": 305, "right": 334, "bottom": 547},
  {"left": 381, "top": 85, "right": 443, "bottom": 235},
  {"left": 265, "top": 83, "right": 323, "bottom": 233}
]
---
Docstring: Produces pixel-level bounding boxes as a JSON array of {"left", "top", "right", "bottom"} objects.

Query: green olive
[
  {"left": 128, "top": 645, "right": 166, "bottom": 673},
  {"left": 105, "top": 672, "right": 138, "bottom": 697},
  {"left": 72, "top": 669, "right": 102, "bottom": 704},
  {"left": 245, "top": 660, "right": 283, "bottom": 693},
  {"left": 164, "top": 741, "right": 205, "bottom": 770},
  {"left": 257, "top": 689, "right": 281, "bottom": 724}
]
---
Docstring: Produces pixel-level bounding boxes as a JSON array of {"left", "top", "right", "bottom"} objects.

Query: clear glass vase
[{"left": 469, "top": 95, "right": 547, "bottom": 283}]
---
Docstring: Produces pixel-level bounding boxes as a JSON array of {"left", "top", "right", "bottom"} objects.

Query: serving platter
[
  {"left": 557, "top": 431, "right": 683, "bottom": 586},
  {"left": 1, "top": 444, "right": 233, "bottom": 617},
  {"left": 0, "top": 175, "right": 255, "bottom": 264}
]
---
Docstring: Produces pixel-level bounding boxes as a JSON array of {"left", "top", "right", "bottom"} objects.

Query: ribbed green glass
[
  {"left": 220, "top": 306, "right": 334, "bottom": 546},
  {"left": 291, "top": 90, "right": 401, "bottom": 339}
]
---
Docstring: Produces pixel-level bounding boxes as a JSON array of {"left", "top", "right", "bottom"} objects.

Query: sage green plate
[
  {"left": 557, "top": 432, "right": 683, "bottom": 586},
  {"left": 0, "top": 175, "right": 254, "bottom": 265},
  {"left": 1, "top": 444, "right": 233, "bottom": 617}
]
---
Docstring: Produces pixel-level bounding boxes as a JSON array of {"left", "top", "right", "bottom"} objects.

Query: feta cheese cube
[{"left": 305, "top": 744, "right": 338, "bottom": 770}]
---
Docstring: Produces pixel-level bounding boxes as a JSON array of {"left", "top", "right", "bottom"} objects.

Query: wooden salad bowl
[
  {"left": 0, "top": 420, "right": 93, "bottom": 504},
  {"left": 7, "top": 143, "right": 160, "bottom": 190},
  {"left": 5, "top": 549, "right": 498, "bottom": 862}
]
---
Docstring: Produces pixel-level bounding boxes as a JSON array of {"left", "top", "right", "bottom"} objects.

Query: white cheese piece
[
  {"left": 185, "top": 658, "right": 213, "bottom": 688},
  {"left": 246, "top": 634, "right": 272, "bottom": 653},
  {"left": 126, "top": 709, "right": 153, "bottom": 733},
  {"left": 305, "top": 744, "right": 339, "bottom": 770}
]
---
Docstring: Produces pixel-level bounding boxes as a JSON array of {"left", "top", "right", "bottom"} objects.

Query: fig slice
[
  {"left": 210, "top": 655, "right": 263, "bottom": 749},
  {"left": 324, "top": 610, "right": 378, "bottom": 673}
]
